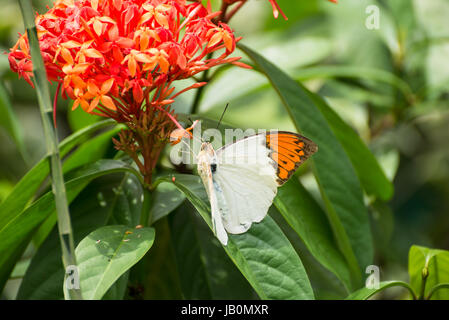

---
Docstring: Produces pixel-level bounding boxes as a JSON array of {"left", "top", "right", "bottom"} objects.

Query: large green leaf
[
  {"left": 309, "top": 93, "right": 394, "bottom": 201},
  {"left": 75, "top": 225, "right": 155, "bottom": 300},
  {"left": 0, "top": 159, "right": 140, "bottom": 292},
  {"left": 149, "top": 182, "right": 185, "bottom": 225},
  {"left": 346, "top": 281, "right": 416, "bottom": 300},
  {"left": 274, "top": 177, "right": 352, "bottom": 292},
  {"left": 409, "top": 245, "right": 449, "bottom": 300},
  {"left": 170, "top": 203, "right": 255, "bottom": 299},
  {"left": 271, "top": 207, "right": 348, "bottom": 300},
  {"left": 0, "top": 119, "right": 115, "bottom": 232},
  {"left": 17, "top": 173, "right": 143, "bottom": 299},
  {"left": 239, "top": 43, "right": 373, "bottom": 286},
  {"left": 157, "top": 174, "right": 314, "bottom": 300},
  {"left": 295, "top": 66, "right": 412, "bottom": 101}
]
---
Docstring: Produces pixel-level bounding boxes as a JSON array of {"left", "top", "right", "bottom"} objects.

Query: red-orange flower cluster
[{"left": 8, "top": 0, "right": 240, "bottom": 122}]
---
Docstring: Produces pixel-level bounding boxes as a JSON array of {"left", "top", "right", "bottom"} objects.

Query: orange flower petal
[
  {"left": 222, "top": 31, "right": 233, "bottom": 51},
  {"left": 140, "top": 34, "right": 149, "bottom": 51},
  {"left": 128, "top": 57, "right": 137, "bottom": 77},
  {"left": 100, "top": 78, "right": 114, "bottom": 94},
  {"left": 72, "top": 99, "right": 80, "bottom": 110},
  {"left": 71, "top": 63, "right": 90, "bottom": 74},
  {"left": 87, "top": 81, "right": 100, "bottom": 96},
  {"left": 135, "top": 52, "right": 152, "bottom": 64},
  {"left": 155, "top": 12, "right": 168, "bottom": 28},
  {"left": 84, "top": 48, "right": 103, "bottom": 59},
  {"left": 93, "top": 20, "right": 103, "bottom": 36},
  {"left": 60, "top": 48, "right": 74, "bottom": 65},
  {"left": 88, "top": 96, "right": 100, "bottom": 112},
  {"left": 158, "top": 56, "right": 170, "bottom": 73},
  {"left": 208, "top": 32, "right": 223, "bottom": 48},
  {"left": 100, "top": 95, "right": 117, "bottom": 111},
  {"left": 63, "top": 40, "right": 82, "bottom": 49},
  {"left": 80, "top": 100, "right": 91, "bottom": 112}
]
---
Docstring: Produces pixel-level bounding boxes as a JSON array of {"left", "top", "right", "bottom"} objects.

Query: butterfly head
[{"left": 197, "top": 142, "right": 217, "bottom": 174}]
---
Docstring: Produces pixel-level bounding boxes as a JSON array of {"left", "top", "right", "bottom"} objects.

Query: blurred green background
[{"left": 0, "top": 0, "right": 448, "bottom": 299}]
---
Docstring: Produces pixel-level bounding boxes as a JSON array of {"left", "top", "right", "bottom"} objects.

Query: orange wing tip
[{"left": 265, "top": 132, "right": 318, "bottom": 185}]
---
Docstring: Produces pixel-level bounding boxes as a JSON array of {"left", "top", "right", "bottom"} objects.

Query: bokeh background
[{"left": 0, "top": 0, "right": 448, "bottom": 299}]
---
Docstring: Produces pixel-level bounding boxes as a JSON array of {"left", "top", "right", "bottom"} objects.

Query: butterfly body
[{"left": 196, "top": 132, "right": 317, "bottom": 245}]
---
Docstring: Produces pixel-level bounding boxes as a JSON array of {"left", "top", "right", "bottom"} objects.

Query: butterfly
[{"left": 195, "top": 130, "right": 318, "bottom": 245}]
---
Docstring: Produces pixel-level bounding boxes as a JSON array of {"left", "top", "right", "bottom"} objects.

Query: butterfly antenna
[{"left": 216, "top": 103, "right": 229, "bottom": 129}]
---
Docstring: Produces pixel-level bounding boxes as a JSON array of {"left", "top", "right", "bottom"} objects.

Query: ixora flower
[{"left": 8, "top": 0, "right": 243, "bottom": 185}]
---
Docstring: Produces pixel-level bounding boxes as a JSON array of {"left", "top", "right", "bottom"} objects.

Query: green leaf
[
  {"left": 102, "top": 272, "right": 130, "bottom": 300},
  {"left": 17, "top": 172, "right": 143, "bottom": 299},
  {"left": 409, "top": 245, "right": 449, "bottom": 300},
  {"left": 271, "top": 207, "right": 348, "bottom": 299},
  {"left": 170, "top": 204, "right": 255, "bottom": 299},
  {"left": 62, "top": 126, "right": 121, "bottom": 174},
  {"left": 149, "top": 182, "right": 185, "bottom": 224},
  {"left": 75, "top": 225, "right": 155, "bottom": 300},
  {"left": 0, "top": 159, "right": 140, "bottom": 292},
  {"left": 274, "top": 177, "right": 352, "bottom": 292},
  {"left": 0, "top": 81, "right": 26, "bottom": 160},
  {"left": 309, "top": 94, "right": 394, "bottom": 201},
  {"left": 157, "top": 174, "right": 314, "bottom": 300},
  {"left": 239, "top": 43, "right": 373, "bottom": 287},
  {"left": 346, "top": 281, "right": 416, "bottom": 300},
  {"left": 0, "top": 120, "right": 115, "bottom": 232},
  {"left": 295, "top": 66, "right": 413, "bottom": 102}
]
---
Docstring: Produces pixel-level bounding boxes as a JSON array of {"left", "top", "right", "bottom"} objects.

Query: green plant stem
[
  {"left": 18, "top": 0, "right": 82, "bottom": 300},
  {"left": 418, "top": 268, "right": 429, "bottom": 300},
  {"left": 426, "top": 283, "right": 449, "bottom": 300},
  {"left": 140, "top": 188, "right": 153, "bottom": 226}
]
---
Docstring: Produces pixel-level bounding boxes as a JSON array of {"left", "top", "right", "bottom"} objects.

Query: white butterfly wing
[{"left": 214, "top": 134, "right": 278, "bottom": 234}]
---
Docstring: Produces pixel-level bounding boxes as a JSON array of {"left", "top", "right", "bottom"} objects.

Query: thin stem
[
  {"left": 18, "top": 0, "right": 82, "bottom": 300},
  {"left": 140, "top": 188, "right": 153, "bottom": 226},
  {"left": 418, "top": 268, "right": 429, "bottom": 300},
  {"left": 426, "top": 283, "right": 449, "bottom": 300},
  {"left": 217, "top": 2, "right": 229, "bottom": 23},
  {"left": 226, "top": 1, "right": 246, "bottom": 22},
  {"left": 53, "top": 82, "right": 62, "bottom": 128}
]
